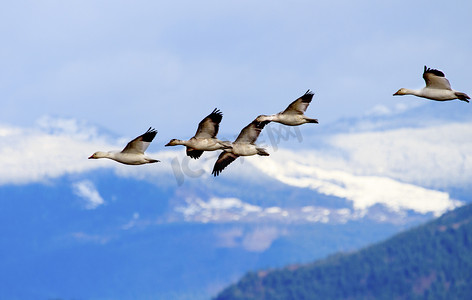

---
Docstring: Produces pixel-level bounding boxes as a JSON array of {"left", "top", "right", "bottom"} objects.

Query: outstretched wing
[
  {"left": 194, "top": 108, "right": 223, "bottom": 139},
  {"left": 423, "top": 66, "right": 451, "bottom": 90},
  {"left": 122, "top": 127, "right": 157, "bottom": 154},
  {"left": 212, "top": 151, "right": 239, "bottom": 176},
  {"left": 282, "top": 90, "right": 314, "bottom": 115},
  {"left": 186, "top": 147, "right": 204, "bottom": 159},
  {"left": 234, "top": 120, "right": 270, "bottom": 144}
]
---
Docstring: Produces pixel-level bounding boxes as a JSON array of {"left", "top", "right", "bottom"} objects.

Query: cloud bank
[
  {"left": 0, "top": 116, "right": 469, "bottom": 218},
  {"left": 327, "top": 122, "right": 472, "bottom": 188},
  {"left": 0, "top": 116, "right": 172, "bottom": 185},
  {"left": 72, "top": 180, "right": 105, "bottom": 210}
]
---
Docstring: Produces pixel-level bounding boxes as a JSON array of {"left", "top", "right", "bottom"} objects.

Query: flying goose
[
  {"left": 165, "top": 108, "right": 231, "bottom": 159},
  {"left": 212, "top": 120, "right": 270, "bottom": 176},
  {"left": 393, "top": 66, "right": 470, "bottom": 102},
  {"left": 256, "top": 90, "right": 319, "bottom": 125},
  {"left": 89, "top": 127, "right": 159, "bottom": 165}
]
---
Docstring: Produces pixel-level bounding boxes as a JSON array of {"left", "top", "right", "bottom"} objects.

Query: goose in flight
[
  {"left": 89, "top": 127, "right": 159, "bottom": 165},
  {"left": 212, "top": 120, "right": 270, "bottom": 176},
  {"left": 165, "top": 108, "right": 231, "bottom": 159},
  {"left": 393, "top": 66, "right": 469, "bottom": 102},
  {"left": 256, "top": 90, "right": 319, "bottom": 125}
]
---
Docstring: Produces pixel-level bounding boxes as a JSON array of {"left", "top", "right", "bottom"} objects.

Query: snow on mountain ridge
[
  {"left": 171, "top": 196, "right": 367, "bottom": 224},
  {"left": 249, "top": 150, "right": 462, "bottom": 217},
  {"left": 0, "top": 113, "right": 470, "bottom": 222}
]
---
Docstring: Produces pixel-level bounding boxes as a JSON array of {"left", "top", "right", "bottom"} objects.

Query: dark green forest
[{"left": 215, "top": 204, "right": 472, "bottom": 300}]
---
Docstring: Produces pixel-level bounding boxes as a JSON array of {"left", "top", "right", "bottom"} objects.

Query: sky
[
  {"left": 1, "top": 0, "right": 471, "bottom": 143},
  {"left": 1, "top": 3, "right": 472, "bottom": 298},
  {"left": 0, "top": 1, "right": 471, "bottom": 211}
]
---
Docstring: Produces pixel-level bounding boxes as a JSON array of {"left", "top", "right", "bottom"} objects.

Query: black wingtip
[
  {"left": 187, "top": 148, "right": 204, "bottom": 159},
  {"left": 142, "top": 127, "right": 158, "bottom": 142},
  {"left": 301, "top": 90, "right": 314, "bottom": 102},
  {"left": 208, "top": 108, "right": 223, "bottom": 123},
  {"left": 145, "top": 127, "right": 157, "bottom": 134},
  {"left": 211, "top": 168, "right": 221, "bottom": 177},
  {"left": 424, "top": 66, "right": 445, "bottom": 77},
  {"left": 212, "top": 107, "right": 222, "bottom": 114}
]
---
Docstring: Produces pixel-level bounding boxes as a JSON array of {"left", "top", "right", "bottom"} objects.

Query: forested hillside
[{"left": 215, "top": 203, "right": 472, "bottom": 300}]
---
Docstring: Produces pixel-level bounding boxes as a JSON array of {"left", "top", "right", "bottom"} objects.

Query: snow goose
[
  {"left": 89, "top": 127, "right": 159, "bottom": 165},
  {"left": 212, "top": 120, "right": 270, "bottom": 176},
  {"left": 165, "top": 108, "right": 231, "bottom": 159},
  {"left": 256, "top": 90, "right": 319, "bottom": 125},
  {"left": 393, "top": 66, "right": 470, "bottom": 102}
]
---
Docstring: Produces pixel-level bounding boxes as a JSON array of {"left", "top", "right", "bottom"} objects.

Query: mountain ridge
[
  {"left": 214, "top": 203, "right": 472, "bottom": 299},
  {"left": 0, "top": 102, "right": 470, "bottom": 299}
]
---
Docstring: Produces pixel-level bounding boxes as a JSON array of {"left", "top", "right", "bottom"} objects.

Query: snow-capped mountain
[{"left": 0, "top": 101, "right": 470, "bottom": 299}]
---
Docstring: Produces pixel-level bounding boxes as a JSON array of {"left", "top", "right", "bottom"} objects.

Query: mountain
[
  {"left": 0, "top": 171, "right": 411, "bottom": 300},
  {"left": 215, "top": 202, "right": 472, "bottom": 300},
  {"left": 0, "top": 102, "right": 470, "bottom": 299}
]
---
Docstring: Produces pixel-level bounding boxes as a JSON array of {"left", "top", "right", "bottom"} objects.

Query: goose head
[
  {"left": 255, "top": 115, "right": 273, "bottom": 122},
  {"left": 165, "top": 139, "right": 184, "bottom": 146},
  {"left": 393, "top": 88, "right": 409, "bottom": 96},
  {"left": 88, "top": 151, "right": 109, "bottom": 159}
]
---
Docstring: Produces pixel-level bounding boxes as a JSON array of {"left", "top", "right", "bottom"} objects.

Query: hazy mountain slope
[
  {"left": 215, "top": 203, "right": 472, "bottom": 300},
  {"left": 0, "top": 102, "right": 470, "bottom": 299},
  {"left": 0, "top": 171, "right": 411, "bottom": 300}
]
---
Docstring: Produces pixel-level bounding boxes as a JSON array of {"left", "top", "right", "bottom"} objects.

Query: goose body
[
  {"left": 165, "top": 108, "right": 231, "bottom": 159},
  {"left": 89, "top": 151, "right": 158, "bottom": 165},
  {"left": 89, "top": 128, "right": 159, "bottom": 165},
  {"left": 256, "top": 90, "right": 319, "bottom": 125},
  {"left": 394, "top": 66, "right": 470, "bottom": 102},
  {"left": 212, "top": 120, "right": 269, "bottom": 176},
  {"left": 231, "top": 142, "right": 264, "bottom": 156}
]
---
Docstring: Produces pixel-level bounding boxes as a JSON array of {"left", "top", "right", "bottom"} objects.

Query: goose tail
[
  {"left": 455, "top": 92, "right": 470, "bottom": 103},
  {"left": 256, "top": 148, "right": 270, "bottom": 156}
]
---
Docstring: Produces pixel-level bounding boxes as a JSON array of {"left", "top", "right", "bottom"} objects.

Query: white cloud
[
  {"left": 249, "top": 146, "right": 463, "bottom": 216},
  {"left": 174, "top": 197, "right": 263, "bottom": 223},
  {"left": 172, "top": 196, "right": 381, "bottom": 224},
  {"left": 365, "top": 102, "right": 423, "bottom": 117},
  {"left": 214, "top": 227, "right": 244, "bottom": 248},
  {"left": 242, "top": 227, "right": 280, "bottom": 252},
  {"left": 0, "top": 118, "right": 111, "bottom": 185},
  {"left": 327, "top": 122, "right": 472, "bottom": 188},
  {"left": 71, "top": 232, "right": 111, "bottom": 244},
  {"left": 0, "top": 116, "right": 469, "bottom": 219},
  {"left": 250, "top": 121, "right": 472, "bottom": 211},
  {"left": 122, "top": 212, "right": 141, "bottom": 230},
  {"left": 213, "top": 226, "right": 280, "bottom": 252},
  {"left": 72, "top": 180, "right": 105, "bottom": 210},
  {"left": 0, "top": 117, "right": 172, "bottom": 186}
]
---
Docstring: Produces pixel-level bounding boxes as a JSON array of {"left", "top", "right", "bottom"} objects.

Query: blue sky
[
  {"left": 2, "top": 0, "right": 471, "bottom": 143},
  {"left": 1, "top": 3, "right": 472, "bottom": 298},
  {"left": 0, "top": 0, "right": 471, "bottom": 198}
]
